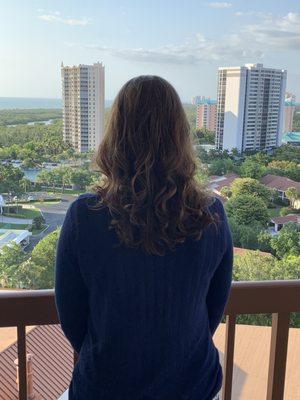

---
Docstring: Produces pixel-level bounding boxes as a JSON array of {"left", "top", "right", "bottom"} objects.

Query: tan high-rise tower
[{"left": 61, "top": 62, "right": 105, "bottom": 153}]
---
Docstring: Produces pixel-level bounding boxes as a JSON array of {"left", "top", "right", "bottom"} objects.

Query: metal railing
[{"left": 1, "top": 280, "right": 300, "bottom": 400}]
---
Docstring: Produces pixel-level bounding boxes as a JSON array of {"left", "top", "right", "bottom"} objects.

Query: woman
[{"left": 55, "top": 75, "right": 233, "bottom": 400}]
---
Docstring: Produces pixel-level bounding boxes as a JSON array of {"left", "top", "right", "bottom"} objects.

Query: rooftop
[
  {"left": 282, "top": 131, "right": 300, "bottom": 144},
  {"left": 0, "top": 230, "right": 32, "bottom": 250},
  {"left": 271, "top": 214, "right": 300, "bottom": 225},
  {"left": 209, "top": 173, "right": 239, "bottom": 193},
  {"left": 261, "top": 174, "right": 300, "bottom": 192}
]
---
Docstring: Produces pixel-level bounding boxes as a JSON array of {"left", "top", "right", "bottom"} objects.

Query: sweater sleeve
[
  {"left": 55, "top": 200, "right": 89, "bottom": 354},
  {"left": 206, "top": 199, "right": 233, "bottom": 336}
]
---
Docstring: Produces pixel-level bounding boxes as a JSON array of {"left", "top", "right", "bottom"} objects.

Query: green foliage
[
  {"left": 208, "top": 158, "right": 234, "bottom": 176},
  {"left": 0, "top": 109, "right": 62, "bottom": 126},
  {"left": 32, "top": 215, "right": 46, "bottom": 230},
  {"left": 0, "top": 164, "right": 25, "bottom": 195},
  {"left": 183, "top": 104, "right": 197, "bottom": 132},
  {"left": 230, "top": 178, "right": 272, "bottom": 205},
  {"left": 195, "top": 129, "right": 215, "bottom": 144},
  {"left": 28, "top": 229, "right": 59, "bottom": 288},
  {"left": 0, "top": 121, "right": 73, "bottom": 166},
  {"left": 0, "top": 229, "right": 59, "bottom": 289},
  {"left": 226, "top": 194, "right": 269, "bottom": 226},
  {"left": 36, "top": 165, "right": 98, "bottom": 192},
  {"left": 266, "top": 160, "right": 300, "bottom": 181},
  {"left": 272, "top": 145, "right": 300, "bottom": 164},
  {"left": 220, "top": 186, "right": 232, "bottom": 198},
  {"left": 270, "top": 223, "right": 300, "bottom": 259},
  {"left": 234, "top": 251, "right": 300, "bottom": 326},
  {"left": 0, "top": 244, "right": 30, "bottom": 288},
  {"left": 229, "top": 218, "right": 263, "bottom": 250},
  {"left": 240, "top": 157, "right": 266, "bottom": 179}
]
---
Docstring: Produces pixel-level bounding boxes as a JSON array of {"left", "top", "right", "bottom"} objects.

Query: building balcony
[{"left": 0, "top": 280, "right": 300, "bottom": 400}]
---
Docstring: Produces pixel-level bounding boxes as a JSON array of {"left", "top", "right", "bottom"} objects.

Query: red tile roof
[
  {"left": 209, "top": 173, "right": 239, "bottom": 193},
  {"left": 271, "top": 214, "right": 300, "bottom": 225},
  {"left": 0, "top": 325, "right": 72, "bottom": 400},
  {"left": 261, "top": 174, "right": 300, "bottom": 192}
]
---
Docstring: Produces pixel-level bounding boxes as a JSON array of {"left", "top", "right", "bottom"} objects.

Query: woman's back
[
  {"left": 55, "top": 193, "right": 232, "bottom": 400},
  {"left": 55, "top": 75, "right": 232, "bottom": 400}
]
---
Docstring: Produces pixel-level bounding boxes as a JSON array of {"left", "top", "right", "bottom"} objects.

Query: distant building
[
  {"left": 0, "top": 229, "right": 32, "bottom": 251},
  {"left": 196, "top": 99, "right": 217, "bottom": 132},
  {"left": 191, "top": 96, "right": 209, "bottom": 105},
  {"left": 61, "top": 62, "right": 105, "bottom": 153},
  {"left": 260, "top": 174, "right": 300, "bottom": 208},
  {"left": 209, "top": 173, "right": 239, "bottom": 197},
  {"left": 282, "top": 131, "right": 300, "bottom": 146},
  {"left": 284, "top": 92, "right": 296, "bottom": 133},
  {"left": 270, "top": 214, "right": 300, "bottom": 233},
  {"left": 216, "top": 63, "right": 287, "bottom": 152}
]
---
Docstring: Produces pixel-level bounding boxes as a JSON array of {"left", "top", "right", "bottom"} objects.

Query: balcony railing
[{"left": 1, "top": 280, "right": 300, "bottom": 400}]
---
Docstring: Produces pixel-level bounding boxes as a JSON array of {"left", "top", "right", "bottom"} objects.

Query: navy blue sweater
[{"left": 55, "top": 194, "right": 233, "bottom": 400}]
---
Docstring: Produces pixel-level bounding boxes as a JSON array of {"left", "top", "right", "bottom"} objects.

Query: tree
[
  {"left": 226, "top": 194, "right": 269, "bottom": 226},
  {"left": 270, "top": 223, "right": 300, "bottom": 259},
  {"left": 240, "top": 158, "right": 265, "bottom": 179},
  {"left": 258, "top": 222, "right": 300, "bottom": 259},
  {"left": 220, "top": 186, "right": 232, "bottom": 198},
  {"left": 230, "top": 178, "right": 272, "bottom": 205},
  {"left": 32, "top": 215, "right": 46, "bottom": 231},
  {"left": 27, "top": 229, "right": 60, "bottom": 289},
  {"left": 285, "top": 187, "right": 299, "bottom": 208},
  {"left": 234, "top": 251, "right": 300, "bottom": 327},
  {"left": 0, "top": 244, "right": 30, "bottom": 288},
  {"left": 0, "top": 164, "right": 25, "bottom": 195},
  {"left": 208, "top": 158, "right": 234, "bottom": 176},
  {"left": 229, "top": 217, "right": 264, "bottom": 250}
]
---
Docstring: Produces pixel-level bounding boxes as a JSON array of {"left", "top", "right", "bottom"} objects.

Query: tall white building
[
  {"left": 216, "top": 63, "right": 287, "bottom": 152},
  {"left": 61, "top": 62, "right": 105, "bottom": 153},
  {"left": 284, "top": 92, "right": 296, "bottom": 133}
]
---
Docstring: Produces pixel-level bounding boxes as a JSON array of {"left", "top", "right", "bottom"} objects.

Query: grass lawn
[
  {"left": 3, "top": 206, "right": 41, "bottom": 219},
  {"left": 30, "top": 200, "right": 61, "bottom": 205},
  {"left": 45, "top": 189, "right": 82, "bottom": 195},
  {"left": 0, "top": 222, "right": 30, "bottom": 230}
]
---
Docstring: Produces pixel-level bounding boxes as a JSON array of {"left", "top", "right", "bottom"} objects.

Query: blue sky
[{"left": 1, "top": 0, "right": 300, "bottom": 101}]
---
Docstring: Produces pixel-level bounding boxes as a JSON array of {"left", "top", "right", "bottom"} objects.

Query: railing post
[
  {"left": 17, "top": 324, "right": 27, "bottom": 400},
  {"left": 267, "top": 312, "right": 290, "bottom": 400},
  {"left": 222, "top": 314, "right": 236, "bottom": 400}
]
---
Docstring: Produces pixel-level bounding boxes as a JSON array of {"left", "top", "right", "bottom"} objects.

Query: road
[
  {"left": 0, "top": 216, "right": 33, "bottom": 225},
  {"left": 26, "top": 194, "right": 78, "bottom": 251}
]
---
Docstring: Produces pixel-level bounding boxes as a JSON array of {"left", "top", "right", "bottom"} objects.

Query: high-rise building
[
  {"left": 191, "top": 96, "right": 207, "bottom": 105},
  {"left": 216, "top": 63, "right": 287, "bottom": 152},
  {"left": 196, "top": 99, "right": 217, "bottom": 132},
  {"left": 61, "top": 62, "right": 105, "bottom": 153},
  {"left": 284, "top": 92, "right": 296, "bottom": 133}
]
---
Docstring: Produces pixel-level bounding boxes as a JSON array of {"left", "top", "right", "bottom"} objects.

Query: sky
[{"left": 0, "top": 0, "right": 300, "bottom": 101}]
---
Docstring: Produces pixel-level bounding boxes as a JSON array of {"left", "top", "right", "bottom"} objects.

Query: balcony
[{"left": 0, "top": 280, "right": 300, "bottom": 400}]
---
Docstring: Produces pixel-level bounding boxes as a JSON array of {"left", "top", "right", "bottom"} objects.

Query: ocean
[{"left": 0, "top": 97, "right": 113, "bottom": 110}]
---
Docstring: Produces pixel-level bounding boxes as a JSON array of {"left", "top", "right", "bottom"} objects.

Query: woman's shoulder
[
  {"left": 67, "top": 192, "right": 103, "bottom": 218},
  {"left": 206, "top": 195, "right": 227, "bottom": 220}
]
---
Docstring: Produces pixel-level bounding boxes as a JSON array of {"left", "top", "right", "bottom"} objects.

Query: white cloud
[
  {"left": 73, "top": 12, "right": 300, "bottom": 66},
  {"left": 38, "top": 11, "right": 90, "bottom": 26},
  {"left": 245, "top": 12, "right": 300, "bottom": 50},
  {"left": 208, "top": 2, "right": 232, "bottom": 9}
]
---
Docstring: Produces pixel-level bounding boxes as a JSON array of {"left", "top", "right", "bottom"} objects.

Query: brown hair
[{"left": 94, "top": 75, "right": 213, "bottom": 255}]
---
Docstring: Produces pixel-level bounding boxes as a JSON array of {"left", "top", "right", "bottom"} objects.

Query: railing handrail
[{"left": 1, "top": 280, "right": 300, "bottom": 327}]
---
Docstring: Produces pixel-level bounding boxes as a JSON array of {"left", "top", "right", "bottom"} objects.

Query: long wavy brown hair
[{"left": 94, "top": 75, "right": 213, "bottom": 255}]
